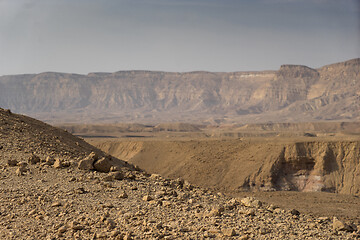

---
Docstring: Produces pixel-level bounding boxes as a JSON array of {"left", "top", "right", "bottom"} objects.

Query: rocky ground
[{"left": 1, "top": 108, "right": 359, "bottom": 239}]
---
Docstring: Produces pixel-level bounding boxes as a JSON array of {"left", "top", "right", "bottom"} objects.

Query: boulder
[
  {"left": 241, "top": 197, "right": 262, "bottom": 208},
  {"left": 78, "top": 152, "right": 98, "bottom": 170},
  {"left": 94, "top": 157, "right": 113, "bottom": 173},
  {"left": 333, "top": 217, "right": 354, "bottom": 232}
]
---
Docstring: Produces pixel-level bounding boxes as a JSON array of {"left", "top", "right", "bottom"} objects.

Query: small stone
[
  {"left": 318, "top": 216, "right": 330, "bottom": 223},
  {"left": 245, "top": 208, "right": 256, "bottom": 216},
  {"left": 149, "top": 174, "right": 162, "bottom": 180},
  {"left": 208, "top": 228, "right": 220, "bottom": 234},
  {"left": 119, "top": 192, "right": 128, "bottom": 199},
  {"left": 70, "top": 221, "right": 84, "bottom": 231},
  {"left": 53, "top": 159, "right": 63, "bottom": 168},
  {"left": 124, "top": 172, "right": 136, "bottom": 180},
  {"left": 58, "top": 226, "right": 67, "bottom": 233},
  {"left": 105, "top": 219, "right": 116, "bottom": 229},
  {"left": 241, "top": 197, "right": 262, "bottom": 208},
  {"left": 110, "top": 230, "right": 120, "bottom": 237},
  {"left": 290, "top": 209, "right": 300, "bottom": 216},
  {"left": 7, "top": 159, "right": 18, "bottom": 167},
  {"left": 149, "top": 200, "right": 162, "bottom": 206},
  {"left": 143, "top": 195, "right": 153, "bottom": 201},
  {"left": 110, "top": 166, "right": 122, "bottom": 172},
  {"left": 16, "top": 166, "right": 27, "bottom": 176},
  {"left": 259, "top": 227, "right": 269, "bottom": 235},
  {"left": 103, "top": 171, "right": 124, "bottom": 181},
  {"left": 45, "top": 156, "right": 55, "bottom": 165},
  {"left": 28, "top": 209, "right": 36, "bottom": 215},
  {"left": 333, "top": 217, "right": 354, "bottom": 231},
  {"left": 74, "top": 187, "right": 86, "bottom": 194},
  {"left": 28, "top": 154, "right": 40, "bottom": 164},
  {"left": 223, "top": 228, "right": 236, "bottom": 236},
  {"left": 273, "top": 208, "right": 283, "bottom": 214},
  {"left": 51, "top": 202, "right": 62, "bottom": 207},
  {"left": 17, "top": 162, "right": 28, "bottom": 167},
  {"left": 112, "top": 171, "right": 124, "bottom": 180},
  {"left": 123, "top": 233, "right": 133, "bottom": 240},
  {"left": 207, "top": 208, "right": 222, "bottom": 217},
  {"left": 102, "top": 175, "right": 114, "bottom": 182}
]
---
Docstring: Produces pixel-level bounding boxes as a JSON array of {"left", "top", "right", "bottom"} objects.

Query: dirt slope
[{"left": 95, "top": 139, "right": 360, "bottom": 196}]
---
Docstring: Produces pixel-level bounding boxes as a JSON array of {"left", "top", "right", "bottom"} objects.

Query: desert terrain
[
  {"left": 72, "top": 121, "right": 360, "bottom": 224},
  {"left": 1, "top": 107, "right": 360, "bottom": 239},
  {"left": 0, "top": 58, "right": 359, "bottom": 239}
]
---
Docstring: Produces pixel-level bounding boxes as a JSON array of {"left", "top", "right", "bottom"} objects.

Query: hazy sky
[{"left": 0, "top": 0, "right": 359, "bottom": 75}]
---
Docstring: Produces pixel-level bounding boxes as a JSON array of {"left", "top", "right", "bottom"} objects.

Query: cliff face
[
  {"left": 95, "top": 139, "right": 360, "bottom": 196},
  {"left": 264, "top": 65, "right": 320, "bottom": 110},
  {"left": 0, "top": 59, "right": 358, "bottom": 123}
]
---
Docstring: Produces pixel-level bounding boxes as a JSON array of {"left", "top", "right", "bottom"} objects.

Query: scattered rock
[
  {"left": 28, "top": 154, "right": 40, "bottom": 164},
  {"left": 7, "top": 159, "right": 18, "bottom": 167},
  {"left": 57, "top": 226, "right": 67, "bottom": 234},
  {"left": 74, "top": 187, "right": 87, "bottom": 194},
  {"left": 240, "top": 208, "right": 255, "bottom": 216},
  {"left": 51, "top": 202, "right": 62, "bottom": 207},
  {"left": 53, "top": 159, "right": 63, "bottom": 168},
  {"left": 16, "top": 166, "right": 27, "bottom": 176},
  {"left": 207, "top": 207, "right": 224, "bottom": 217},
  {"left": 223, "top": 228, "right": 236, "bottom": 236},
  {"left": 142, "top": 195, "right": 153, "bottom": 201},
  {"left": 45, "top": 156, "right": 55, "bottom": 165},
  {"left": 333, "top": 217, "right": 354, "bottom": 232},
  {"left": 119, "top": 192, "right": 128, "bottom": 199},
  {"left": 241, "top": 197, "right": 262, "bottom": 208},
  {"left": 78, "top": 152, "right": 98, "bottom": 170},
  {"left": 70, "top": 221, "right": 84, "bottom": 231},
  {"left": 290, "top": 209, "right": 300, "bottom": 216},
  {"left": 93, "top": 156, "right": 113, "bottom": 173}
]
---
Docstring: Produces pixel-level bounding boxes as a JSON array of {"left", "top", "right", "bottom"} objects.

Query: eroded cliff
[
  {"left": 95, "top": 139, "right": 360, "bottom": 196},
  {"left": 0, "top": 58, "right": 359, "bottom": 123}
]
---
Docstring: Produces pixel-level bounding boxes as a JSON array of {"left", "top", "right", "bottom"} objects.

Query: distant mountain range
[{"left": 0, "top": 58, "right": 359, "bottom": 124}]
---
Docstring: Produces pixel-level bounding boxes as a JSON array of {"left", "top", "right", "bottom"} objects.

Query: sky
[{"left": 0, "top": 0, "right": 359, "bottom": 75}]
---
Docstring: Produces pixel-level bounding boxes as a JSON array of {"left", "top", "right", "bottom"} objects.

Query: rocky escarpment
[
  {"left": 248, "top": 142, "right": 360, "bottom": 195},
  {"left": 263, "top": 65, "right": 320, "bottom": 110},
  {"left": 96, "top": 140, "right": 360, "bottom": 196},
  {"left": 0, "top": 58, "right": 359, "bottom": 123}
]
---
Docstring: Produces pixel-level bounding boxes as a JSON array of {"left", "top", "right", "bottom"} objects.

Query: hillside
[
  {"left": 0, "top": 58, "right": 358, "bottom": 124},
  {"left": 3, "top": 111, "right": 359, "bottom": 238}
]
